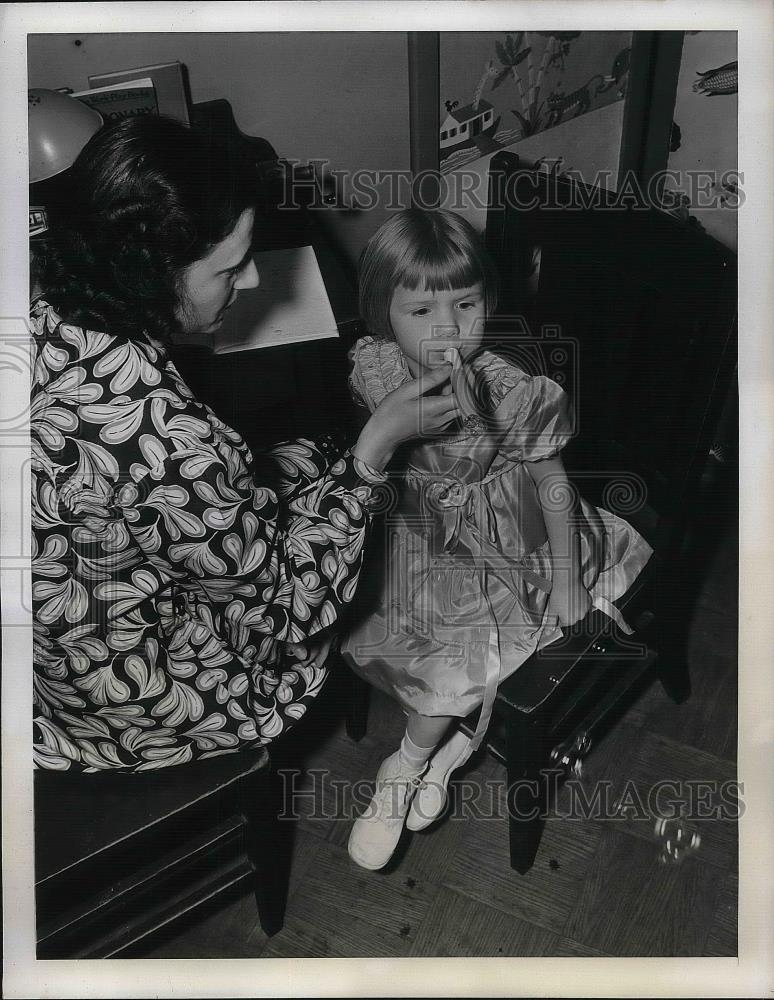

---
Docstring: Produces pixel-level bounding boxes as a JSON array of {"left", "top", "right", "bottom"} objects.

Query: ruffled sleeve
[
  {"left": 348, "top": 336, "right": 413, "bottom": 413},
  {"left": 496, "top": 370, "right": 575, "bottom": 462}
]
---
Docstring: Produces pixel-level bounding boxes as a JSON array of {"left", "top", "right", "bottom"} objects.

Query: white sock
[
  {"left": 431, "top": 729, "right": 472, "bottom": 771},
  {"left": 397, "top": 732, "right": 436, "bottom": 772}
]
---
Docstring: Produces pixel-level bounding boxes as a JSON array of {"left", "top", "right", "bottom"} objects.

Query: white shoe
[
  {"left": 405, "top": 731, "right": 474, "bottom": 832},
  {"left": 348, "top": 752, "right": 427, "bottom": 870}
]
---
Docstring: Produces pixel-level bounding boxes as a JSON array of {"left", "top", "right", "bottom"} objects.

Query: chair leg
[
  {"left": 345, "top": 662, "right": 371, "bottom": 742},
  {"left": 656, "top": 649, "right": 692, "bottom": 704},
  {"left": 240, "top": 764, "right": 293, "bottom": 936},
  {"left": 504, "top": 710, "right": 553, "bottom": 874},
  {"left": 654, "top": 596, "right": 692, "bottom": 704},
  {"left": 648, "top": 555, "right": 694, "bottom": 704}
]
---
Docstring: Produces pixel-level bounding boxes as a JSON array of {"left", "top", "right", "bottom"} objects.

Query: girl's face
[
  {"left": 176, "top": 208, "right": 260, "bottom": 335},
  {"left": 388, "top": 281, "right": 486, "bottom": 377}
]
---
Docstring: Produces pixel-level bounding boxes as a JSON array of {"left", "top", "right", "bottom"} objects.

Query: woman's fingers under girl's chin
[
  {"left": 436, "top": 406, "right": 461, "bottom": 428},
  {"left": 434, "top": 398, "right": 460, "bottom": 422},
  {"left": 416, "top": 363, "right": 452, "bottom": 395}
]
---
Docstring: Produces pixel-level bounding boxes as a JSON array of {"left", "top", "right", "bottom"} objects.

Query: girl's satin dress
[{"left": 341, "top": 337, "right": 653, "bottom": 737}]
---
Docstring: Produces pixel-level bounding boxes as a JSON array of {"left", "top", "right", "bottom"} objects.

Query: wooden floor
[{"left": 143, "top": 507, "right": 738, "bottom": 960}]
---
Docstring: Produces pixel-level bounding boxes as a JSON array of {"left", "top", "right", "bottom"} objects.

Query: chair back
[{"left": 484, "top": 151, "right": 737, "bottom": 559}]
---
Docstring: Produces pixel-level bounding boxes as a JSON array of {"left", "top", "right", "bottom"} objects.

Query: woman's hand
[
  {"left": 547, "top": 578, "right": 592, "bottom": 628},
  {"left": 353, "top": 363, "right": 460, "bottom": 470},
  {"left": 286, "top": 632, "right": 337, "bottom": 670}
]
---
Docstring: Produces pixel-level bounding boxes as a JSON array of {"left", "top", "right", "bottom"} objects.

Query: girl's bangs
[{"left": 396, "top": 245, "right": 483, "bottom": 294}]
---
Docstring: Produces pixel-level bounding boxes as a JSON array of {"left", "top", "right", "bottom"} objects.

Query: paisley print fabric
[{"left": 30, "top": 300, "right": 385, "bottom": 772}]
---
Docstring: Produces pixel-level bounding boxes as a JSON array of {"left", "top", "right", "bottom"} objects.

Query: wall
[
  {"left": 28, "top": 30, "right": 739, "bottom": 262},
  {"left": 27, "top": 32, "right": 412, "bottom": 267},
  {"left": 441, "top": 30, "right": 740, "bottom": 254},
  {"left": 440, "top": 97, "right": 625, "bottom": 233},
  {"left": 665, "top": 31, "right": 738, "bottom": 251},
  {"left": 439, "top": 30, "right": 631, "bottom": 180},
  {"left": 438, "top": 30, "right": 630, "bottom": 230}
]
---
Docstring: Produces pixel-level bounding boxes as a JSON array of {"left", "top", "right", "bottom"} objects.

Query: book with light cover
[
  {"left": 70, "top": 78, "right": 158, "bottom": 122},
  {"left": 89, "top": 61, "right": 189, "bottom": 124}
]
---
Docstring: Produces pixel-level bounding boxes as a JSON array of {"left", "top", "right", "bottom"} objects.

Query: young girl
[{"left": 340, "top": 208, "right": 652, "bottom": 870}]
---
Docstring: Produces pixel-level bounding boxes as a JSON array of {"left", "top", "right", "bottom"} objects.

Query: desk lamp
[{"left": 28, "top": 88, "right": 102, "bottom": 236}]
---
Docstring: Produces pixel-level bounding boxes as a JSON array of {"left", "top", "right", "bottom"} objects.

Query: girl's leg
[
  {"left": 405, "top": 712, "right": 454, "bottom": 755},
  {"left": 348, "top": 712, "right": 454, "bottom": 871}
]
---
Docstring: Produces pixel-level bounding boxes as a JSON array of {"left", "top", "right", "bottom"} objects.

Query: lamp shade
[{"left": 28, "top": 89, "right": 103, "bottom": 183}]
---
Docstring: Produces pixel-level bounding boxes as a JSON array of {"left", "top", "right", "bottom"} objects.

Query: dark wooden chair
[
  {"left": 34, "top": 748, "right": 292, "bottom": 958},
  {"left": 345, "top": 151, "right": 737, "bottom": 873}
]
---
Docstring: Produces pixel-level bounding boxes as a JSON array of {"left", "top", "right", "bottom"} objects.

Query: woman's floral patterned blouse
[{"left": 30, "top": 299, "right": 385, "bottom": 772}]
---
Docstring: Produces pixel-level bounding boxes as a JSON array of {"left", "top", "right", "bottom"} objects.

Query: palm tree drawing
[
  {"left": 472, "top": 60, "right": 498, "bottom": 111},
  {"left": 493, "top": 32, "right": 554, "bottom": 139},
  {"left": 492, "top": 31, "right": 583, "bottom": 140},
  {"left": 492, "top": 33, "right": 531, "bottom": 115},
  {"left": 536, "top": 31, "right": 582, "bottom": 73}
]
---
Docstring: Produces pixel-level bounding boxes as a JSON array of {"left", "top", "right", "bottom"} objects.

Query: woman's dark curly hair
[{"left": 38, "top": 114, "right": 258, "bottom": 343}]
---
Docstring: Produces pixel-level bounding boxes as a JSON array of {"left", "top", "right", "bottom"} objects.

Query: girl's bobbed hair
[
  {"left": 358, "top": 208, "right": 499, "bottom": 341},
  {"left": 37, "top": 114, "right": 258, "bottom": 343}
]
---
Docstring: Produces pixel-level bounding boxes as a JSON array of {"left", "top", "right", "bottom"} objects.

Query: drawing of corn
[{"left": 692, "top": 60, "right": 738, "bottom": 96}]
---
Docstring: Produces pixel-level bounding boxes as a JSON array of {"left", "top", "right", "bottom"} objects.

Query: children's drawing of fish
[{"left": 692, "top": 61, "right": 738, "bottom": 96}]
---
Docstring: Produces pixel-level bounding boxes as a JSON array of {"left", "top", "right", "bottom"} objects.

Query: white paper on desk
[{"left": 213, "top": 244, "right": 339, "bottom": 353}]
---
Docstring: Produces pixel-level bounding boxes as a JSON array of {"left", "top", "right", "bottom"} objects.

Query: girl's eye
[
  {"left": 412, "top": 307, "right": 431, "bottom": 317},
  {"left": 458, "top": 300, "right": 478, "bottom": 310}
]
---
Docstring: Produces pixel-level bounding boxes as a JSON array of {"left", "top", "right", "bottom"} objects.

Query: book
[
  {"left": 70, "top": 78, "right": 158, "bottom": 121},
  {"left": 29, "top": 206, "right": 49, "bottom": 237},
  {"left": 213, "top": 245, "right": 340, "bottom": 354},
  {"left": 89, "top": 61, "right": 190, "bottom": 124}
]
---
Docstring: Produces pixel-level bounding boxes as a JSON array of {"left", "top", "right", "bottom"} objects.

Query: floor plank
[
  {"left": 260, "top": 837, "right": 438, "bottom": 957},
  {"left": 409, "top": 886, "right": 561, "bottom": 957},
  {"left": 551, "top": 936, "right": 610, "bottom": 957},
  {"left": 629, "top": 600, "right": 738, "bottom": 753},
  {"left": 374, "top": 748, "right": 500, "bottom": 884},
  {"left": 702, "top": 872, "right": 738, "bottom": 957},
  {"left": 442, "top": 777, "right": 603, "bottom": 936},
  {"left": 625, "top": 646, "right": 738, "bottom": 761},
  {"left": 283, "top": 731, "right": 389, "bottom": 848},
  {"left": 597, "top": 730, "right": 738, "bottom": 874},
  {"left": 564, "top": 824, "right": 724, "bottom": 955}
]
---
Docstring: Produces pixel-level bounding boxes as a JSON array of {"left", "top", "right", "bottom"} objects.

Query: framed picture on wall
[
  {"left": 409, "top": 30, "right": 686, "bottom": 196},
  {"left": 439, "top": 31, "right": 635, "bottom": 183}
]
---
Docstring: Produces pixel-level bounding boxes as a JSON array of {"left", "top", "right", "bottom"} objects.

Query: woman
[{"left": 31, "top": 115, "right": 459, "bottom": 772}]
